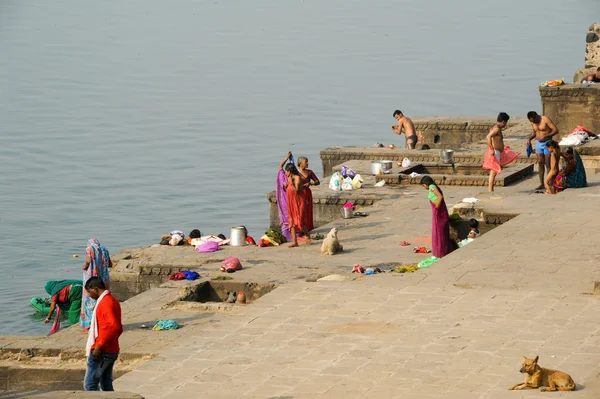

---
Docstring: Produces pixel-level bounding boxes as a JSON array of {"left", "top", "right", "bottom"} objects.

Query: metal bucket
[
  {"left": 370, "top": 160, "right": 393, "bottom": 175},
  {"left": 340, "top": 207, "right": 354, "bottom": 219},
  {"left": 230, "top": 226, "right": 247, "bottom": 247},
  {"left": 440, "top": 149, "right": 454, "bottom": 164}
]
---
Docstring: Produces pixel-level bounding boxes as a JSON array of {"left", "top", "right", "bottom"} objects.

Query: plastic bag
[
  {"left": 329, "top": 172, "right": 342, "bottom": 191},
  {"left": 401, "top": 158, "right": 412, "bottom": 168},
  {"left": 351, "top": 174, "right": 363, "bottom": 189},
  {"left": 342, "top": 177, "right": 354, "bottom": 191},
  {"left": 341, "top": 165, "right": 356, "bottom": 179}
]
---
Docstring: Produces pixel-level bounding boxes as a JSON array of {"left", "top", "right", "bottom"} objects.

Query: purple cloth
[
  {"left": 430, "top": 200, "right": 455, "bottom": 258},
  {"left": 276, "top": 169, "right": 293, "bottom": 240},
  {"left": 196, "top": 241, "right": 221, "bottom": 253}
]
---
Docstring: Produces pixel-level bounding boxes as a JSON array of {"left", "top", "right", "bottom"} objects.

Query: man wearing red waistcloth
[{"left": 483, "top": 112, "right": 520, "bottom": 192}]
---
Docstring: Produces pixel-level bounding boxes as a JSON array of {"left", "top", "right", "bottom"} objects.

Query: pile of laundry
[
  {"left": 220, "top": 256, "right": 243, "bottom": 273},
  {"left": 559, "top": 125, "right": 598, "bottom": 147},
  {"left": 351, "top": 264, "right": 383, "bottom": 275},
  {"left": 168, "top": 270, "right": 200, "bottom": 280},
  {"left": 152, "top": 320, "right": 179, "bottom": 331},
  {"left": 258, "top": 228, "right": 287, "bottom": 247},
  {"left": 539, "top": 78, "right": 564, "bottom": 87}
]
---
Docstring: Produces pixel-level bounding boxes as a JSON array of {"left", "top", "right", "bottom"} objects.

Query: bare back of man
[{"left": 526, "top": 112, "right": 559, "bottom": 190}]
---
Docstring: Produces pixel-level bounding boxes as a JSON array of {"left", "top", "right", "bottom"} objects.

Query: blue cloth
[
  {"left": 535, "top": 140, "right": 550, "bottom": 155},
  {"left": 153, "top": 320, "right": 179, "bottom": 330},
  {"left": 526, "top": 143, "right": 533, "bottom": 158},
  {"left": 183, "top": 270, "right": 199, "bottom": 280},
  {"left": 83, "top": 352, "right": 118, "bottom": 391}
]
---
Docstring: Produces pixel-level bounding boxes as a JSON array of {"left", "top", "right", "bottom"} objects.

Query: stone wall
[
  {"left": 539, "top": 85, "right": 600, "bottom": 138},
  {"left": 267, "top": 191, "right": 380, "bottom": 229},
  {"left": 573, "top": 23, "right": 600, "bottom": 83},
  {"left": 409, "top": 117, "right": 497, "bottom": 149},
  {"left": 320, "top": 147, "right": 535, "bottom": 177}
]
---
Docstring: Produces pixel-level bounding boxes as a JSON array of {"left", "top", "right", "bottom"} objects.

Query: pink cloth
[
  {"left": 482, "top": 145, "right": 520, "bottom": 174},
  {"left": 196, "top": 241, "right": 221, "bottom": 253},
  {"left": 221, "top": 256, "right": 243, "bottom": 271}
]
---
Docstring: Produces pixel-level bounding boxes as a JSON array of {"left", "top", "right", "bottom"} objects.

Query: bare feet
[{"left": 289, "top": 243, "right": 299, "bottom": 248}]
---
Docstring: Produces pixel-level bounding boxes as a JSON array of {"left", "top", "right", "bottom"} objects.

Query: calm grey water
[{"left": 0, "top": 0, "right": 597, "bottom": 335}]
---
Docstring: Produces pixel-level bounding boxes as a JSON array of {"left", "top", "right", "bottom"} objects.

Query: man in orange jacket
[{"left": 83, "top": 277, "right": 123, "bottom": 391}]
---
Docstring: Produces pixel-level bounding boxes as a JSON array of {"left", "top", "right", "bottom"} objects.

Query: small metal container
[{"left": 230, "top": 226, "right": 247, "bottom": 247}]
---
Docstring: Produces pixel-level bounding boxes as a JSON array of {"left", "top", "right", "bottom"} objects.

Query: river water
[{"left": 0, "top": 0, "right": 597, "bottom": 335}]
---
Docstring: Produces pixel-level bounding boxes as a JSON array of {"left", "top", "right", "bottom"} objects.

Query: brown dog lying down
[{"left": 509, "top": 356, "right": 576, "bottom": 392}]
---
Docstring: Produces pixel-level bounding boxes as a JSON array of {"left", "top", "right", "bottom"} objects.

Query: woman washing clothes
[
  {"left": 554, "top": 147, "right": 588, "bottom": 192},
  {"left": 420, "top": 176, "right": 455, "bottom": 258},
  {"left": 296, "top": 156, "right": 320, "bottom": 232},
  {"left": 81, "top": 238, "right": 112, "bottom": 331},
  {"left": 44, "top": 280, "right": 83, "bottom": 334},
  {"left": 284, "top": 163, "right": 310, "bottom": 247}
]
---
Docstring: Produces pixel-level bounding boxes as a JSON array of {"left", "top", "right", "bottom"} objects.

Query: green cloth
[
  {"left": 65, "top": 284, "right": 83, "bottom": 325},
  {"left": 428, "top": 185, "right": 439, "bottom": 203},
  {"left": 44, "top": 280, "right": 83, "bottom": 296},
  {"left": 418, "top": 256, "right": 440, "bottom": 268}
]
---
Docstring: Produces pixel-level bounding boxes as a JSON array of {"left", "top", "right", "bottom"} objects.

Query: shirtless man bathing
[
  {"left": 391, "top": 110, "right": 418, "bottom": 149},
  {"left": 526, "top": 111, "right": 559, "bottom": 190}
]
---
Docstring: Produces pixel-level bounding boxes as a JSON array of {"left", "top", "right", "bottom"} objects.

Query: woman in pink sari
[
  {"left": 276, "top": 152, "right": 295, "bottom": 241},
  {"left": 420, "top": 176, "right": 455, "bottom": 258},
  {"left": 81, "top": 238, "right": 112, "bottom": 330}
]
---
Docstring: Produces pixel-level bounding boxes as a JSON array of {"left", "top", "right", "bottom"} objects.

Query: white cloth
[
  {"left": 461, "top": 197, "right": 480, "bottom": 204},
  {"left": 86, "top": 290, "right": 109, "bottom": 357},
  {"left": 409, "top": 172, "right": 421, "bottom": 178}
]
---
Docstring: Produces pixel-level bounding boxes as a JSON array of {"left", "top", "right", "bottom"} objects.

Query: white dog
[{"left": 321, "top": 228, "right": 343, "bottom": 255}]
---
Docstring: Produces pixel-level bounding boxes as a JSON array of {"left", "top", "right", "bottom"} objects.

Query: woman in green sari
[{"left": 44, "top": 280, "right": 83, "bottom": 334}]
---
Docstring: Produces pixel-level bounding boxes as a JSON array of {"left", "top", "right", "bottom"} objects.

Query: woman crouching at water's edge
[
  {"left": 81, "top": 238, "right": 112, "bottom": 330},
  {"left": 296, "top": 156, "right": 320, "bottom": 232},
  {"left": 420, "top": 176, "right": 455, "bottom": 258},
  {"left": 44, "top": 280, "right": 83, "bottom": 334},
  {"left": 284, "top": 163, "right": 310, "bottom": 248}
]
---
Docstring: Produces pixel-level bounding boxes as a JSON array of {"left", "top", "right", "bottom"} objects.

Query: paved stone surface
[
  {"left": 5, "top": 162, "right": 600, "bottom": 397},
  {"left": 110, "top": 172, "right": 600, "bottom": 398}
]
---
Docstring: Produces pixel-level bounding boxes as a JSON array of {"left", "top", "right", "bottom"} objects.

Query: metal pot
[
  {"left": 340, "top": 207, "right": 354, "bottom": 219},
  {"left": 230, "top": 226, "right": 247, "bottom": 247},
  {"left": 370, "top": 160, "right": 393, "bottom": 175},
  {"left": 440, "top": 150, "right": 454, "bottom": 164}
]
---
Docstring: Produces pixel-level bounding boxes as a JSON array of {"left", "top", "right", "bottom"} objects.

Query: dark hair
[
  {"left": 285, "top": 163, "right": 299, "bottom": 175},
  {"left": 565, "top": 146, "right": 574, "bottom": 155},
  {"left": 597, "top": 67, "right": 600, "bottom": 72},
  {"left": 546, "top": 140, "right": 559, "bottom": 150},
  {"left": 421, "top": 144, "right": 431, "bottom": 150},
  {"left": 85, "top": 277, "right": 106, "bottom": 290},
  {"left": 189, "top": 229, "right": 201, "bottom": 239},
  {"left": 393, "top": 110, "right": 402, "bottom": 117},
  {"left": 420, "top": 175, "right": 443, "bottom": 195},
  {"left": 527, "top": 111, "right": 538, "bottom": 120},
  {"left": 469, "top": 219, "right": 479, "bottom": 229},
  {"left": 217, "top": 234, "right": 226, "bottom": 240},
  {"left": 497, "top": 112, "right": 510, "bottom": 123}
]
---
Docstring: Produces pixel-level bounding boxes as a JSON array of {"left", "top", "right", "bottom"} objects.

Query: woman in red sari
[
  {"left": 296, "top": 156, "right": 320, "bottom": 232},
  {"left": 285, "top": 163, "right": 309, "bottom": 247}
]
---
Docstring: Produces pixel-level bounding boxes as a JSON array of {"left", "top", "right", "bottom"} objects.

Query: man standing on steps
[
  {"left": 526, "top": 111, "right": 559, "bottom": 190},
  {"left": 83, "top": 277, "right": 123, "bottom": 391},
  {"left": 391, "top": 110, "right": 418, "bottom": 149}
]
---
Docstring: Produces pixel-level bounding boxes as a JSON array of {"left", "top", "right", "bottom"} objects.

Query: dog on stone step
[
  {"left": 509, "top": 356, "right": 575, "bottom": 392},
  {"left": 320, "top": 228, "right": 343, "bottom": 255}
]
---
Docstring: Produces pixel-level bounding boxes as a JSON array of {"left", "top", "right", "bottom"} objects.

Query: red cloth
[
  {"left": 286, "top": 183, "right": 308, "bottom": 232},
  {"left": 482, "top": 146, "right": 521, "bottom": 174},
  {"left": 169, "top": 272, "right": 186, "bottom": 280},
  {"left": 92, "top": 293, "right": 122, "bottom": 353},
  {"left": 298, "top": 170, "right": 318, "bottom": 232},
  {"left": 51, "top": 286, "right": 70, "bottom": 304}
]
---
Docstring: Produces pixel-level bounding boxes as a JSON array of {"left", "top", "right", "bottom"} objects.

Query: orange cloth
[{"left": 482, "top": 145, "right": 520, "bottom": 174}]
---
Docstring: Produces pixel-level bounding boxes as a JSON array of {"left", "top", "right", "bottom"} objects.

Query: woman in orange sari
[
  {"left": 284, "top": 163, "right": 309, "bottom": 247},
  {"left": 296, "top": 156, "right": 320, "bottom": 232}
]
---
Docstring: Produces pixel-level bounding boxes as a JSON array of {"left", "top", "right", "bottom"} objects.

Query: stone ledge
[
  {"left": 9, "top": 391, "right": 144, "bottom": 399},
  {"left": 539, "top": 84, "right": 600, "bottom": 97}
]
